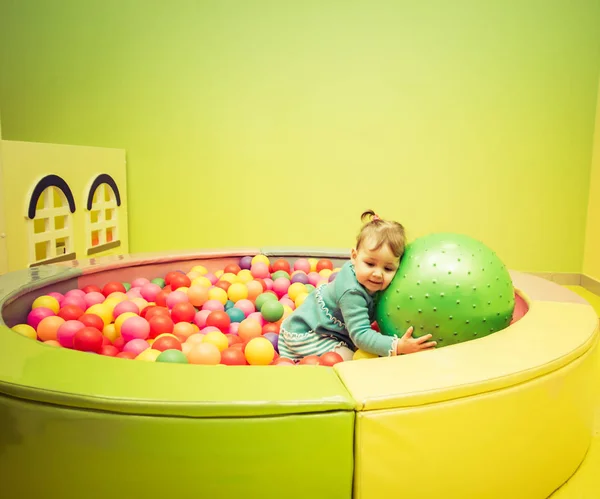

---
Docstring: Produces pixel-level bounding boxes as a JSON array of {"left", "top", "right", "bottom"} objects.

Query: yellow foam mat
[{"left": 550, "top": 287, "right": 600, "bottom": 498}]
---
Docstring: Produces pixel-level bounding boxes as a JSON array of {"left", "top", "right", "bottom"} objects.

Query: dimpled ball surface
[{"left": 375, "top": 233, "right": 515, "bottom": 348}]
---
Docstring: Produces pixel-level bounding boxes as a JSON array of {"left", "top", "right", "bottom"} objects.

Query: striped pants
[{"left": 278, "top": 328, "right": 351, "bottom": 361}]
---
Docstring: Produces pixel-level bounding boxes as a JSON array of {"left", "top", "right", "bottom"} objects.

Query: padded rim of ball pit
[{"left": 334, "top": 273, "right": 598, "bottom": 411}]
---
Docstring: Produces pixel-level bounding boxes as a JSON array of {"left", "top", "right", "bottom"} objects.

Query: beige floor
[{"left": 549, "top": 286, "right": 600, "bottom": 498}]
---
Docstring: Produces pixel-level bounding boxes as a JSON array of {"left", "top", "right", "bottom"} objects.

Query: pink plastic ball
[
  {"left": 234, "top": 299, "right": 255, "bottom": 317},
  {"left": 47, "top": 292, "right": 65, "bottom": 305},
  {"left": 248, "top": 311, "right": 266, "bottom": 326},
  {"left": 263, "top": 278, "right": 274, "bottom": 290},
  {"left": 56, "top": 320, "right": 86, "bottom": 348},
  {"left": 123, "top": 338, "right": 150, "bottom": 356},
  {"left": 279, "top": 297, "right": 295, "bottom": 309},
  {"left": 65, "top": 289, "right": 86, "bottom": 300},
  {"left": 113, "top": 300, "right": 140, "bottom": 318},
  {"left": 84, "top": 291, "right": 106, "bottom": 308},
  {"left": 27, "top": 307, "right": 55, "bottom": 329},
  {"left": 250, "top": 262, "right": 270, "bottom": 279},
  {"left": 126, "top": 287, "right": 143, "bottom": 299},
  {"left": 120, "top": 316, "right": 150, "bottom": 343},
  {"left": 61, "top": 295, "right": 87, "bottom": 310},
  {"left": 200, "top": 326, "right": 221, "bottom": 334},
  {"left": 140, "top": 282, "right": 162, "bottom": 302},
  {"left": 194, "top": 310, "right": 211, "bottom": 329},
  {"left": 166, "top": 290, "right": 189, "bottom": 309},
  {"left": 307, "top": 272, "right": 321, "bottom": 286},
  {"left": 204, "top": 273, "right": 218, "bottom": 285},
  {"left": 201, "top": 299, "right": 225, "bottom": 312},
  {"left": 132, "top": 277, "right": 150, "bottom": 288},
  {"left": 294, "top": 258, "right": 311, "bottom": 274},
  {"left": 272, "top": 277, "right": 290, "bottom": 297},
  {"left": 229, "top": 322, "right": 240, "bottom": 335}
]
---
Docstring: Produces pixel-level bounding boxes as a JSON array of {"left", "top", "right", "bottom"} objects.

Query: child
[{"left": 278, "top": 210, "right": 437, "bottom": 362}]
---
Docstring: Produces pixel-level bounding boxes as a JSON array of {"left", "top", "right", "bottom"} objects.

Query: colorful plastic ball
[
  {"left": 206, "top": 287, "right": 227, "bottom": 305},
  {"left": 255, "top": 292, "right": 278, "bottom": 311},
  {"left": 295, "top": 292, "right": 309, "bottom": 308},
  {"left": 165, "top": 290, "right": 189, "bottom": 309},
  {"left": 172, "top": 322, "right": 197, "bottom": 341},
  {"left": 113, "top": 312, "right": 137, "bottom": 336},
  {"left": 73, "top": 326, "right": 104, "bottom": 352},
  {"left": 116, "top": 351, "right": 137, "bottom": 359},
  {"left": 103, "top": 323, "right": 119, "bottom": 343},
  {"left": 129, "top": 297, "right": 149, "bottom": 313},
  {"left": 135, "top": 348, "right": 161, "bottom": 361},
  {"left": 215, "top": 280, "right": 231, "bottom": 293},
  {"left": 226, "top": 307, "right": 246, "bottom": 324},
  {"left": 319, "top": 351, "right": 344, "bottom": 366},
  {"left": 262, "top": 323, "right": 280, "bottom": 335},
  {"left": 65, "top": 289, "right": 86, "bottom": 299},
  {"left": 131, "top": 277, "right": 150, "bottom": 288},
  {"left": 193, "top": 310, "right": 212, "bottom": 329},
  {"left": 186, "top": 343, "right": 220, "bottom": 365},
  {"left": 123, "top": 338, "right": 150, "bottom": 356},
  {"left": 239, "top": 256, "right": 253, "bottom": 270},
  {"left": 205, "top": 311, "right": 231, "bottom": 332},
  {"left": 106, "top": 291, "right": 128, "bottom": 303},
  {"left": 102, "top": 281, "right": 126, "bottom": 297},
  {"left": 279, "top": 297, "right": 295, "bottom": 310},
  {"left": 201, "top": 299, "right": 225, "bottom": 312},
  {"left": 151, "top": 277, "right": 166, "bottom": 288},
  {"left": 122, "top": 283, "right": 131, "bottom": 291},
  {"left": 85, "top": 304, "right": 112, "bottom": 326},
  {"left": 32, "top": 295, "right": 60, "bottom": 314},
  {"left": 56, "top": 320, "right": 86, "bottom": 348},
  {"left": 140, "top": 282, "right": 162, "bottom": 302},
  {"left": 316, "top": 259, "right": 334, "bottom": 272},
  {"left": 224, "top": 300, "right": 234, "bottom": 310},
  {"left": 271, "top": 258, "right": 291, "bottom": 274},
  {"left": 27, "top": 307, "right": 55, "bottom": 329},
  {"left": 153, "top": 348, "right": 187, "bottom": 364},
  {"left": 228, "top": 323, "right": 240, "bottom": 335},
  {"left": 261, "top": 300, "right": 284, "bottom": 322},
  {"left": 190, "top": 265, "right": 208, "bottom": 275},
  {"left": 290, "top": 273, "right": 310, "bottom": 285},
  {"left": 202, "top": 330, "right": 229, "bottom": 352},
  {"left": 82, "top": 285, "right": 102, "bottom": 294},
  {"left": 78, "top": 313, "right": 105, "bottom": 331},
  {"left": 299, "top": 355, "right": 322, "bottom": 365},
  {"left": 187, "top": 286, "right": 210, "bottom": 307},
  {"left": 144, "top": 306, "right": 170, "bottom": 321},
  {"left": 272, "top": 357, "right": 295, "bottom": 366},
  {"left": 245, "top": 337, "right": 275, "bottom": 365},
  {"left": 36, "top": 315, "right": 65, "bottom": 341},
  {"left": 170, "top": 273, "right": 192, "bottom": 291},
  {"left": 113, "top": 300, "right": 140, "bottom": 318},
  {"left": 353, "top": 349, "right": 378, "bottom": 360},
  {"left": 272, "top": 278, "right": 291, "bottom": 298},
  {"left": 237, "top": 319, "right": 263, "bottom": 342},
  {"left": 247, "top": 312, "right": 266, "bottom": 326},
  {"left": 286, "top": 283, "right": 307, "bottom": 302},
  {"left": 192, "top": 276, "right": 213, "bottom": 288},
  {"left": 57, "top": 304, "right": 85, "bottom": 321},
  {"left": 170, "top": 302, "right": 196, "bottom": 324},
  {"left": 43, "top": 340, "right": 61, "bottom": 347},
  {"left": 251, "top": 254, "right": 270, "bottom": 266},
  {"left": 61, "top": 294, "right": 87, "bottom": 311},
  {"left": 233, "top": 299, "right": 255, "bottom": 317},
  {"left": 152, "top": 335, "right": 182, "bottom": 352},
  {"left": 293, "top": 259, "right": 311, "bottom": 274},
  {"left": 47, "top": 292, "right": 65, "bottom": 304},
  {"left": 263, "top": 332, "right": 279, "bottom": 351},
  {"left": 12, "top": 324, "right": 37, "bottom": 340},
  {"left": 220, "top": 347, "right": 247, "bottom": 365},
  {"left": 271, "top": 270, "right": 291, "bottom": 281},
  {"left": 250, "top": 262, "right": 270, "bottom": 279},
  {"left": 100, "top": 345, "right": 119, "bottom": 357},
  {"left": 235, "top": 269, "right": 254, "bottom": 284},
  {"left": 224, "top": 263, "right": 241, "bottom": 275},
  {"left": 120, "top": 316, "right": 151, "bottom": 343},
  {"left": 227, "top": 282, "right": 248, "bottom": 302},
  {"left": 148, "top": 314, "right": 175, "bottom": 339}
]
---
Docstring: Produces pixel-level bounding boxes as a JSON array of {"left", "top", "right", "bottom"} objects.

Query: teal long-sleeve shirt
[{"left": 281, "top": 261, "right": 397, "bottom": 357}]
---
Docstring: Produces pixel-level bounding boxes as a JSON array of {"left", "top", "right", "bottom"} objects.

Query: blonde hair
[{"left": 356, "top": 210, "right": 406, "bottom": 258}]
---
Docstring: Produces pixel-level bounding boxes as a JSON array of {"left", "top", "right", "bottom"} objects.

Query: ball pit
[{"left": 0, "top": 245, "right": 597, "bottom": 499}]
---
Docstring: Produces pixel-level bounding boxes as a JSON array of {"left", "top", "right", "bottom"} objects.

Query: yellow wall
[
  {"left": 583, "top": 81, "right": 600, "bottom": 281},
  {"left": 1, "top": 2, "right": 600, "bottom": 273},
  {"left": 0, "top": 112, "right": 6, "bottom": 274}
]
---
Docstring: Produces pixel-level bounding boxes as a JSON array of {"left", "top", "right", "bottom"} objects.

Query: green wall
[{"left": 1, "top": 1, "right": 600, "bottom": 273}]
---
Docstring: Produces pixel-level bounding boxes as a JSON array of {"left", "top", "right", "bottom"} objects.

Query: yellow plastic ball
[
  {"left": 308, "top": 258, "right": 319, "bottom": 272},
  {"left": 103, "top": 324, "right": 118, "bottom": 342},
  {"left": 202, "top": 331, "right": 229, "bottom": 352},
  {"left": 12, "top": 323, "right": 37, "bottom": 340},
  {"left": 32, "top": 295, "right": 60, "bottom": 314},
  {"left": 130, "top": 297, "right": 149, "bottom": 312},
  {"left": 235, "top": 269, "right": 254, "bottom": 284},
  {"left": 208, "top": 286, "right": 228, "bottom": 305},
  {"left": 136, "top": 348, "right": 161, "bottom": 362},
  {"left": 288, "top": 282, "right": 307, "bottom": 302},
  {"left": 251, "top": 254, "right": 270, "bottom": 266},
  {"left": 114, "top": 312, "right": 137, "bottom": 334},
  {"left": 192, "top": 276, "right": 212, "bottom": 288},
  {"left": 353, "top": 349, "right": 379, "bottom": 360},
  {"left": 86, "top": 304, "right": 113, "bottom": 326},
  {"left": 107, "top": 292, "right": 128, "bottom": 303},
  {"left": 227, "top": 282, "right": 248, "bottom": 302},
  {"left": 319, "top": 269, "right": 333, "bottom": 279},
  {"left": 219, "top": 273, "right": 237, "bottom": 284},
  {"left": 295, "top": 292, "right": 309, "bottom": 308},
  {"left": 245, "top": 337, "right": 275, "bottom": 365},
  {"left": 214, "top": 270, "right": 224, "bottom": 278},
  {"left": 190, "top": 265, "right": 208, "bottom": 275}
]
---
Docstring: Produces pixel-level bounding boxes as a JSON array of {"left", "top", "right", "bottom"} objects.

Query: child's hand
[{"left": 396, "top": 326, "right": 437, "bottom": 355}]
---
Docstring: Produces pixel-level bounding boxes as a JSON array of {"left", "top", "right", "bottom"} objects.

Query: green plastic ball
[
  {"left": 255, "top": 292, "right": 278, "bottom": 311},
  {"left": 156, "top": 349, "right": 188, "bottom": 364},
  {"left": 376, "top": 233, "right": 515, "bottom": 348},
  {"left": 271, "top": 270, "right": 291, "bottom": 281},
  {"left": 151, "top": 278, "right": 166, "bottom": 288},
  {"left": 261, "top": 300, "right": 284, "bottom": 322},
  {"left": 122, "top": 282, "right": 131, "bottom": 291}
]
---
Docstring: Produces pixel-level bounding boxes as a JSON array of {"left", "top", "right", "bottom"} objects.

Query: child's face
[{"left": 351, "top": 241, "right": 400, "bottom": 295}]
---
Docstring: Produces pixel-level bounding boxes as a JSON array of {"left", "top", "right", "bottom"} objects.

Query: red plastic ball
[
  {"left": 224, "top": 264, "right": 241, "bottom": 275},
  {"left": 215, "top": 280, "right": 231, "bottom": 292},
  {"left": 164, "top": 271, "right": 182, "bottom": 286},
  {"left": 57, "top": 305, "right": 85, "bottom": 321},
  {"left": 170, "top": 302, "right": 196, "bottom": 324},
  {"left": 112, "top": 336, "right": 125, "bottom": 351},
  {"left": 169, "top": 273, "right": 191, "bottom": 291},
  {"left": 220, "top": 347, "right": 247, "bottom": 365},
  {"left": 271, "top": 258, "right": 291, "bottom": 274},
  {"left": 262, "top": 323, "right": 280, "bottom": 335},
  {"left": 152, "top": 335, "right": 182, "bottom": 352},
  {"left": 102, "top": 281, "right": 126, "bottom": 297},
  {"left": 82, "top": 285, "right": 103, "bottom": 294},
  {"left": 319, "top": 351, "right": 344, "bottom": 366},
  {"left": 144, "top": 306, "right": 170, "bottom": 321},
  {"left": 205, "top": 311, "right": 231, "bottom": 332},
  {"left": 78, "top": 313, "right": 105, "bottom": 330},
  {"left": 154, "top": 290, "right": 170, "bottom": 308},
  {"left": 371, "top": 321, "right": 380, "bottom": 332},
  {"left": 299, "top": 355, "right": 322, "bottom": 365},
  {"left": 100, "top": 345, "right": 119, "bottom": 357},
  {"left": 272, "top": 357, "right": 295, "bottom": 365},
  {"left": 226, "top": 334, "right": 244, "bottom": 346},
  {"left": 73, "top": 326, "right": 103, "bottom": 352},
  {"left": 148, "top": 315, "right": 175, "bottom": 339},
  {"left": 316, "top": 259, "right": 334, "bottom": 272},
  {"left": 116, "top": 351, "right": 136, "bottom": 359}
]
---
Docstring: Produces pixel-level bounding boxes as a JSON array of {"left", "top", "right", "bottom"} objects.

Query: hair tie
[{"left": 372, "top": 214, "right": 380, "bottom": 221}]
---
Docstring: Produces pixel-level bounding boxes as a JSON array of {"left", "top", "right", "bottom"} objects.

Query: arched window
[
  {"left": 86, "top": 174, "right": 122, "bottom": 255},
  {"left": 27, "top": 175, "right": 76, "bottom": 266}
]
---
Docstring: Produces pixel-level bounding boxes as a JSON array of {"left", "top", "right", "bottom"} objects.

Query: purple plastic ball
[
  {"left": 239, "top": 256, "right": 253, "bottom": 270},
  {"left": 291, "top": 273, "right": 310, "bottom": 285},
  {"left": 263, "top": 332, "right": 279, "bottom": 352},
  {"left": 328, "top": 272, "right": 339, "bottom": 282}
]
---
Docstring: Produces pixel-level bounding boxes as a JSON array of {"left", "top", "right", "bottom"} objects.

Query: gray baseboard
[{"left": 527, "top": 272, "right": 600, "bottom": 296}]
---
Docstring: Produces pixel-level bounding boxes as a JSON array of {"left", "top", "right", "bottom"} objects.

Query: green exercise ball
[{"left": 376, "top": 233, "right": 515, "bottom": 348}]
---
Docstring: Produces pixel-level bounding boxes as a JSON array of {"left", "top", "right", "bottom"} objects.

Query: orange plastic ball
[
  {"left": 37, "top": 315, "right": 65, "bottom": 341},
  {"left": 187, "top": 343, "right": 221, "bottom": 365},
  {"left": 237, "top": 319, "right": 263, "bottom": 342}
]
